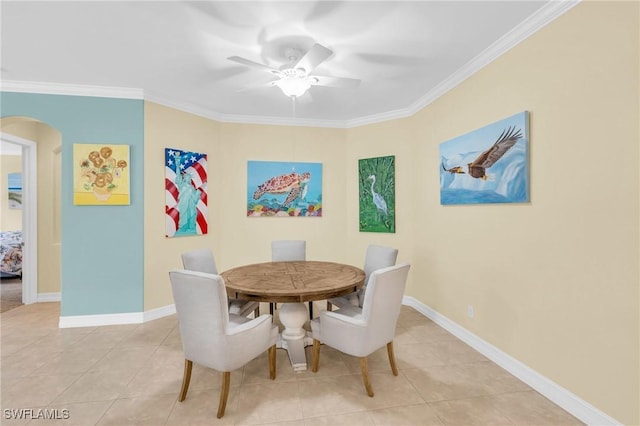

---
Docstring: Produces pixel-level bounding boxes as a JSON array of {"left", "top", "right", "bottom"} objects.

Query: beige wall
[
  {"left": 359, "top": 2, "right": 635, "bottom": 424},
  {"left": 143, "top": 103, "right": 221, "bottom": 310},
  {"left": 345, "top": 117, "right": 416, "bottom": 268},
  {"left": 1, "top": 154, "right": 22, "bottom": 231},
  {"left": 143, "top": 2, "right": 637, "bottom": 423},
  {"left": 144, "top": 102, "right": 349, "bottom": 310},
  {"left": 216, "top": 123, "right": 348, "bottom": 268}
]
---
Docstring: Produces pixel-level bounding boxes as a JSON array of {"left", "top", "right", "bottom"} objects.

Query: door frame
[{"left": 1, "top": 132, "right": 38, "bottom": 304}]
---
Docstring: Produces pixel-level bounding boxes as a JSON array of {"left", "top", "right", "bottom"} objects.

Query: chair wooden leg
[
  {"left": 326, "top": 301, "right": 332, "bottom": 311},
  {"left": 178, "top": 359, "right": 192, "bottom": 402},
  {"left": 360, "top": 357, "right": 374, "bottom": 397},
  {"left": 254, "top": 306, "right": 260, "bottom": 318},
  {"left": 311, "top": 339, "right": 321, "bottom": 372},
  {"left": 269, "top": 303, "right": 274, "bottom": 315},
  {"left": 387, "top": 341, "right": 399, "bottom": 376},
  {"left": 268, "top": 345, "right": 277, "bottom": 380},
  {"left": 308, "top": 301, "right": 313, "bottom": 319},
  {"left": 217, "top": 371, "right": 231, "bottom": 419}
]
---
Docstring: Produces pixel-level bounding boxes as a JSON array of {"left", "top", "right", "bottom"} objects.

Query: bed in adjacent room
[{"left": 0, "top": 230, "right": 23, "bottom": 278}]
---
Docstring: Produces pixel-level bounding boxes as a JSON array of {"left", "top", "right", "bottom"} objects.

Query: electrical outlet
[{"left": 467, "top": 305, "right": 475, "bottom": 318}]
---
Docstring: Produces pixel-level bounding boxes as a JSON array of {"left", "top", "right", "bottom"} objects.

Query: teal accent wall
[{"left": 1, "top": 92, "right": 144, "bottom": 316}]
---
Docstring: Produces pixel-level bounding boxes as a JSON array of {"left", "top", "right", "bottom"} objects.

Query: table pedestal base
[{"left": 277, "top": 302, "right": 314, "bottom": 371}]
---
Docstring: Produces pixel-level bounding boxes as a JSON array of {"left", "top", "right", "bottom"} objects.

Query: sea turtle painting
[
  {"left": 253, "top": 171, "right": 311, "bottom": 208},
  {"left": 247, "top": 161, "right": 322, "bottom": 217}
]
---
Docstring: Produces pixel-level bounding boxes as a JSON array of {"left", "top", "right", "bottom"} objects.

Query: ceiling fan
[{"left": 227, "top": 43, "right": 361, "bottom": 99}]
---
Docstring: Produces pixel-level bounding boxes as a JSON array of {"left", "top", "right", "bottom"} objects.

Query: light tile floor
[{"left": 1, "top": 302, "right": 583, "bottom": 425}]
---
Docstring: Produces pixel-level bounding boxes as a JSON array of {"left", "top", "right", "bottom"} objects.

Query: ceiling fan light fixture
[
  {"left": 275, "top": 75, "right": 311, "bottom": 98},
  {"left": 228, "top": 43, "right": 361, "bottom": 100}
]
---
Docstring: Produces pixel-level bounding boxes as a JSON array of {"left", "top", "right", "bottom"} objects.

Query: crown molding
[
  {"left": 145, "top": 91, "right": 349, "bottom": 129},
  {"left": 217, "top": 112, "right": 348, "bottom": 129},
  {"left": 344, "top": 107, "right": 414, "bottom": 129},
  {"left": 0, "top": 80, "right": 143, "bottom": 99},
  {"left": 406, "top": 0, "right": 581, "bottom": 117},
  {"left": 144, "top": 91, "right": 227, "bottom": 121},
  {"left": 0, "top": 0, "right": 579, "bottom": 129},
  {"left": 344, "top": 0, "right": 581, "bottom": 128}
]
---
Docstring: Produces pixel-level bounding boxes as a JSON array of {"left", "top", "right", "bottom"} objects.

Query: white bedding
[{"left": 0, "top": 231, "right": 23, "bottom": 276}]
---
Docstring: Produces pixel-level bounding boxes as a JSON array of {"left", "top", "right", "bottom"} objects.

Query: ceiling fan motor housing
[
  {"left": 281, "top": 68, "right": 307, "bottom": 78},
  {"left": 228, "top": 43, "right": 358, "bottom": 98},
  {"left": 284, "top": 47, "right": 303, "bottom": 64}
]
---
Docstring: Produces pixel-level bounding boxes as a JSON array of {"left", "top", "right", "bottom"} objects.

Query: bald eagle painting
[{"left": 440, "top": 111, "right": 529, "bottom": 205}]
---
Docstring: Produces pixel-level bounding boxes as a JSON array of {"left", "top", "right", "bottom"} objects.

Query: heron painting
[
  {"left": 440, "top": 111, "right": 530, "bottom": 205},
  {"left": 359, "top": 155, "right": 395, "bottom": 233}
]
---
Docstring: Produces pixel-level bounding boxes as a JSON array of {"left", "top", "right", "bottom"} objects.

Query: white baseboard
[
  {"left": 58, "top": 304, "right": 176, "bottom": 328},
  {"left": 37, "top": 292, "right": 61, "bottom": 302},
  {"left": 59, "top": 311, "right": 144, "bottom": 328},
  {"left": 143, "top": 304, "right": 176, "bottom": 322},
  {"left": 402, "top": 296, "right": 620, "bottom": 426}
]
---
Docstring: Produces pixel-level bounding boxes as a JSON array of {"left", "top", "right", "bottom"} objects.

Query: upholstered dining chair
[
  {"left": 182, "top": 249, "right": 260, "bottom": 318},
  {"left": 270, "top": 240, "right": 312, "bottom": 317},
  {"left": 271, "top": 240, "right": 306, "bottom": 262},
  {"left": 327, "top": 244, "right": 398, "bottom": 311},
  {"left": 169, "top": 269, "right": 278, "bottom": 419},
  {"left": 310, "top": 263, "right": 411, "bottom": 397}
]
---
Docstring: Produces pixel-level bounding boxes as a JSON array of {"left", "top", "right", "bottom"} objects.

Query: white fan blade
[
  {"left": 294, "top": 43, "right": 333, "bottom": 74},
  {"left": 355, "top": 53, "right": 429, "bottom": 66},
  {"left": 236, "top": 78, "right": 280, "bottom": 93},
  {"left": 227, "top": 56, "right": 281, "bottom": 75},
  {"left": 311, "top": 75, "right": 361, "bottom": 89}
]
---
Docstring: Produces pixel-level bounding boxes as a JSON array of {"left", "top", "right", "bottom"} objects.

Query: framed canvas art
[
  {"left": 439, "top": 111, "right": 530, "bottom": 205},
  {"left": 7, "top": 173, "right": 22, "bottom": 209},
  {"left": 247, "top": 161, "right": 322, "bottom": 217},
  {"left": 359, "top": 155, "right": 395, "bottom": 233},
  {"left": 165, "top": 148, "right": 208, "bottom": 237},
  {"left": 73, "top": 144, "right": 130, "bottom": 205}
]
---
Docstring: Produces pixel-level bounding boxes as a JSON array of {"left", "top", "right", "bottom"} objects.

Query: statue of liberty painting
[
  {"left": 165, "top": 148, "right": 208, "bottom": 238},
  {"left": 173, "top": 152, "right": 202, "bottom": 236},
  {"left": 175, "top": 171, "right": 201, "bottom": 235}
]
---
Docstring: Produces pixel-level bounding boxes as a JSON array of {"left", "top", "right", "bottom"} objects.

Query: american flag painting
[{"left": 165, "top": 148, "right": 208, "bottom": 238}]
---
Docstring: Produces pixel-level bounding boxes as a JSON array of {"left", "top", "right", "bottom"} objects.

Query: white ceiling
[{"left": 1, "top": 1, "right": 575, "bottom": 128}]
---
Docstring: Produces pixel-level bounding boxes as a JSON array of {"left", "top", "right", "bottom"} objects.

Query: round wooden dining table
[{"left": 221, "top": 261, "right": 365, "bottom": 371}]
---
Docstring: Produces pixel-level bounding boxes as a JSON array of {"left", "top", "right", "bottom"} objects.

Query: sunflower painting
[
  {"left": 359, "top": 155, "right": 395, "bottom": 233},
  {"left": 73, "top": 144, "right": 130, "bottom": 205}
]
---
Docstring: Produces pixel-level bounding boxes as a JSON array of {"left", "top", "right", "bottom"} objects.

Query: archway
[{"left": 1, "top": 117, "right": 62, "bottom": 305}]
